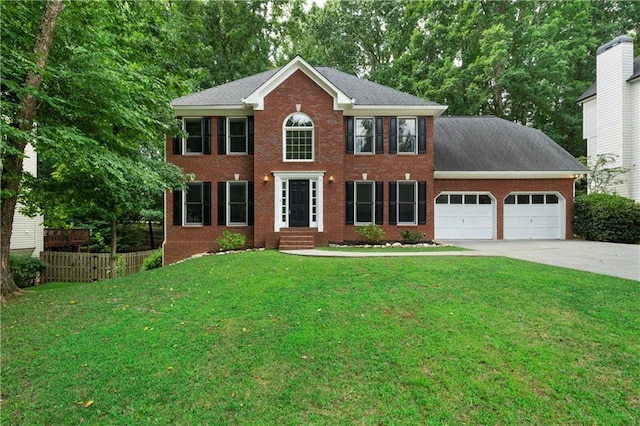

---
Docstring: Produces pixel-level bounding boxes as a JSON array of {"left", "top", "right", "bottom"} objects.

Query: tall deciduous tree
[{"left": 1, "top": 0, "right": 65, "bottom": 299}]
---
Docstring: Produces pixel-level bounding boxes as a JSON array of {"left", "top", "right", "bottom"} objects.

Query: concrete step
[{"left": 279, "top": 234, "right": 315, "bottom": 250}]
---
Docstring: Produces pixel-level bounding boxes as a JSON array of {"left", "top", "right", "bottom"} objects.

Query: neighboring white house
[
  {"left": 9, "top": 143, "right": 44, "bottom": 257},
  {"left": 577, "top": 35, "right": 640, "bottom": 202}
]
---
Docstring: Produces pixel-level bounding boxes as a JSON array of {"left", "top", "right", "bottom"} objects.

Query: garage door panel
[
  {"left": 503, "top": 193, "right": 563, "bottom": 240},
  {"left": 435, "top": 194, "right": 495, "bottom": 240}
]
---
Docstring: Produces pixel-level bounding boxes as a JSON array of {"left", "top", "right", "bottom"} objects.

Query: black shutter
[
  {"left": 203, "top": 118, "right": 211, "bottom": 155},
  {"left": 247, "top": 117, "right": 254, "bottom": 154},
  {"left": 389, "top": 117, "right": 397, "bottom": 154},
  {"left": 389, "top": 181, "right": 397, "bottom": 225},
  {"left": 217, "top": 182, "right": 226, "bottom": 225},
  {"left": 203, "top": 182, "right": 212, "bottom": 225},
  {"left": 375, "top": 117, "right": 384, "bottom": 154},
  {"left": 418, "top": 181, "right": 426, "bottom": 225},
  {"left": 248, "top": 181, "right": 254, "bottom": 225},
  {"left": 217, "top": 118, "right": 226, "bottom": 155},
  {"left": 173, "top": 190, "right": 182, "bottom": 225},
  {"left": 345, "top": 117, "right": 354, "bottom": 154},
  {"left": 375, "top": 181, "right": 384, "bottom": 225},
  {"left": 418, "top": 116, "right": 427, "bottom": 154},
  {"left": 345, "top": 181, "right": 354, "bottom": 225},
  {"left": 173, "top": 116, "right": 182, "bottom": 155}
]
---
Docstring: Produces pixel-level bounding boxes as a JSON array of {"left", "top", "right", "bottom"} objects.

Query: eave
[{"left": 434, "top": 171, "right": 588, "bottom": 179}]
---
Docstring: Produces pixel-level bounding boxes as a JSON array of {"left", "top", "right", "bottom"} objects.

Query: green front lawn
[{"left": 2, "top": 251, "right": 638, "bottom": 424}]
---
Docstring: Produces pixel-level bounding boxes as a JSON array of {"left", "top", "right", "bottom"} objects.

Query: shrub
[
  {"left": 9, "top": 254, "right": 47, "bottom": 288},
  {"left": 399, "top": 230, "right": 423, "bottom": 244},
  {"left": 574, "top": 193, "right": 640, "bottom": 243},
  {"left": 141, "top": 249, "right": 163, "bottom": 271},
  {"left": 354, "top": 224, "right": 384, "bottom": 244},
  {"left": 216, "top": 231, "right": 246, "bottom": 251}
]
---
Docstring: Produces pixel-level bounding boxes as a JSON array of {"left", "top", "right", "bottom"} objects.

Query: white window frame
[
  {"left": 397, "top": 181, "right": 417, "bottom": 225},
  {"left": 355, "top": 181, "right": 375, "bottom": 224},
  {"left": 227, "top": 117, "right": 248, "bottom": 155},
  {"left": 184, "top": 181, "right": 204, "bottom": 226},
  {"left": 283, "top": 113, "right": 314, "bottom": 162},
  {"left": 397, "top": 117, "right": 417, "bottom": 155},
  {"left": 227, "top": 181, "right": 248, "bottom": 226},
  {"left": 355, "top": 117, "right": 374, "bottom": 155},
  {"left": 183, "top": 117, "right": 204, "bottom": 155}
]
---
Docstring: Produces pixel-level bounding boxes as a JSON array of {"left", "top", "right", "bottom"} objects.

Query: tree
[{"left": 1, "top": 0, "right": 65, "bottom": 299}]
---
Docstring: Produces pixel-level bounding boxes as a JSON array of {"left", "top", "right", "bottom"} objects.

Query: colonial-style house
[
  {"left": 577, "top": 35, "right": 640, "bottom": 202},
  {"left": 164, "top": 56, "right": 586, "bottom": 265}
]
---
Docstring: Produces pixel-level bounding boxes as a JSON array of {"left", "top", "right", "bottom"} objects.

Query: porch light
[
  {"left": 329, "top": 175, "right": 334, "bottom": 183},
  {"left": 263, "top": 174, "right": 269, "bottom": 183}
]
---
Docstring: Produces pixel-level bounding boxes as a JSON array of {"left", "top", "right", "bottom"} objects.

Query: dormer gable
[{"left": 242, "top": 56, "right": 354, "bottom": 111}]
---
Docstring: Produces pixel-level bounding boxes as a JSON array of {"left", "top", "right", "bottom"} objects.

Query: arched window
[{"left": 284, "top": 113, "right": 314, "bottom": 161}]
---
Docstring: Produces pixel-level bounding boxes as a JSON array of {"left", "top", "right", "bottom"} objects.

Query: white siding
[
  {"left": 9, "top": 144, "right": 44, "bottom": 256},
  {"left": 626, "top": 80, "right": 640, "bottom": 201},
  {"left": 583, "top": 99, "right": 597, "bottom": 139}
]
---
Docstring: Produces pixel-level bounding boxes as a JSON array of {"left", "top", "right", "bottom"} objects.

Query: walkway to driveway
[{"left": 281, "top": 240, "right": 639, "bottom": 281}]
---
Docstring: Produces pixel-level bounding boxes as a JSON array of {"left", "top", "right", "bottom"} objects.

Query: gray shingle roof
[
  {"left": 172, "top": 65, "right": 441, "bottom": 107},
  {"left": 434, "top": 116, "right": 588, "bottom": 172}
]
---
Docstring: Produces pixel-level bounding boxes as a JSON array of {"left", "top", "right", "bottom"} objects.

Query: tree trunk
[
  {"left": 110, "top": 218, "right": 117, "bottom": 279},
  {"left": 148, "top": 220, "right": 155, "bottom": 250},
  {"left": 1, "top": 0, "right": 65, "bottom": 300}
]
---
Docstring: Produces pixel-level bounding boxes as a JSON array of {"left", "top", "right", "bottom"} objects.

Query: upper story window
[
  {"left": 183, "top": 118, "right": 212, "bottom": 154},
  {"left": 355, "top": 118, "right": 374, "bottom": 154},
  {"left": 228, "top": 118, "right": 247, "bottom": 154},
  {"left": 398, "top": 118, "right": 417, "bottom": 154},
  {"left": 284, "top": 113, "right": 314, "bottom": 161}
]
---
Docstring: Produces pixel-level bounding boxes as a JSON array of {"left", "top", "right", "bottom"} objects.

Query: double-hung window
[
  {"left": 228, "top": 182, "right": 248, "bottom": 225},
  {"left": 398, "top": 118, "right": 417, "bottom": 154},
  {"left": 355, "top": 182, "right": 374, "bottom": 224},
  {"left": 184, "top": 182, "right": 205, "bottom": 225},
  {"left": 355, "top": 118, "right": 374, "bottom": 154},
  {"left": 284, "top": 113, "right": 314, "bottom": 161},
  {"left": 228, "top": 118, "right": 247, "bottom": 154},
  {"left": 184, "top": 118, "right": 205, "bottom": 154},
  {"left": 397, "top": 181, "right": 417, "bottom": 224}
]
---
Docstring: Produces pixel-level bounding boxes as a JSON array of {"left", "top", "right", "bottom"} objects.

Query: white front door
[
  {"left": 435, "top": 193, "right": 495, "bottom": 240},
  {"left": 503, "top": 193, "right": 564, "bottom": 239}
]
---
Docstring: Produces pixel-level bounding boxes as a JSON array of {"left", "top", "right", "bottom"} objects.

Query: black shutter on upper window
[
  {"left": 247, "top": 117, "right": 254, "bottom": 154},
  {"left": 375, "top": 181, "right": 384, "bottom": 225},
  {"left": 418, "top": 117, "right": 427, "bottom": 154},
  {"left": 375, "top": 117, "right": 384, "bottom": 154},
  {"left": 418, "top": 181, "right": 427, "bottom": 225},
  {"left": 345, "top": 181, "right": 354, "bottom": 225},
  {"left": 345, "top": 117, "right": 354, "bottom": 154},
  {"left": 173, "top": 116, "right": 182, "bottom": 155},
  {"left": 173, "top": 190, "right": 182, "bottom": 225},
  {"left": 217, "top": 118, "right": 226, "bottom": 155},
  {"left": 388, "top": 181, "right": 397, "bottom": 225},
  {"left": 217, "top": 182, "right": 226, "bottom": 225},
  {"left": 248, "top": 182, "right": 254, "bottom": 225},
  {"left": 203, "top": 118, "right": 211, "bottom": 155},
  {"left": 389, "top": 117, "right": 397, "bottom": 154},
  {"left": 203, "top": 182, "right": 212, "bottom": 225}
]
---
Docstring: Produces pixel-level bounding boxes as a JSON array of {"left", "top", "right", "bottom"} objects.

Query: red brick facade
[{"left": 164, "top": 66, "right": 577, "bottom": 265}]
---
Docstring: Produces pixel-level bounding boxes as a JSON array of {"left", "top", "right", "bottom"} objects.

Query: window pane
[
  {"left": 505, "top": 195, "right": 515, "bottom": 204},
  {"left": 286, "top": 114, "right": 312, "bottom": 127},
  {"left": 286, "top": 130, "right": 313, "bottom": 160},
  {"left": 450, "top": 194, "right": 463, "bottom": 204},
  {"left": 464, "top": 194, "right": 477, "bottom": 204},
  {"left": 356, "top": 203, "right": 373, "bottom": 223},
  {"left": 546, "top": 194, "right": 559, "bottom": 204},
  {"left": 436, "top": 194, "right": 448, "bottom": 204},
  {"left": 356, "top": 183, "right": 373, "bottom": 202},
  {"left": 229, "top": 204, "right": 246, "bottom": 223},
  {"left": 398, "top": 118, "right": 416, "bottom": 153},
  {"left": 185, "top": 182, "right": 203, "bottom": 224},
  {"left": 398, "top": 204, "right": 415, "bottom": 223},
  {"left": 517, "top": 194, "right": 530, "bottom": 204},
  {"left": 185, "top": 119, "right": 202, "bottom": 153},
  {"left": 186, "top": 204, "right": 203, "bottom": 224},
  {"left": 532, "top": 194, "right": 544, "bottom": 204},
  {"left": 398, "top": 182, "right": 416, "bottom": 223},
  {"left": 229, "top": 183, "right": 245, "bottom": 202},
  {"left": 398, "top": 182, "right": 415, "bottom": 202},
  {"left": 479, "top": 195, "right": 492, "bottom": 204},
  {"left": 356, "top": 118, "right": 374, "bottom": 153},
  {"left": 229, "top": 118, "right": 246, "bottom": 153},
  {"left": 186, "top": 183, "right": 202, "bottom": 203},
  {"left": 228, "top": 182, "right": 247, "bottom": 224}
]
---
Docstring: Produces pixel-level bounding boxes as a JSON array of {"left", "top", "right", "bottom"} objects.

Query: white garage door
[
  {"left": 503, "top": 193, "right": 563, "bottom": 239},
  {"left": 435, "top": 194, "right": 494, "bottom": 240}
]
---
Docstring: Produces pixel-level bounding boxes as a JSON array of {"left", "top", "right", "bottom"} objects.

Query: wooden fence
[{"left": 40, "top": 250, "right": 157, "bottom": 283}]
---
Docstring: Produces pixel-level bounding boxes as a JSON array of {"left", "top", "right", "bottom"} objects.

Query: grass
[
  {"left": 2, "top": 251, "right": 638, "bottom": 424},
  {"left": 317, "top": 245, "right": 467, "bottom": 253}
]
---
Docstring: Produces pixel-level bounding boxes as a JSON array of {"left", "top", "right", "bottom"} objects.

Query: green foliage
[
  {"left": 574, "top": 193, "right": 640, "bottom": 243},
  {"left": 141, "top": 249, "right": 163, "bottom": 271},
  {"left": 216, "top": 231, "right": 246, "bottom": 251},
  {"left": 8, "top": 254, "right": 47, "bottom": 288},
  {"left": 354, "top": 224, "right": 384, "bottom": 244},
  {"left": 399, "top": 229, "right": 423, "bottom": 244}
]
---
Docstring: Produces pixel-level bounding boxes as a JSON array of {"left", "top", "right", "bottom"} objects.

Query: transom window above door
[{"left": 284, "top": 113, "right": 314, "bottom": 161}]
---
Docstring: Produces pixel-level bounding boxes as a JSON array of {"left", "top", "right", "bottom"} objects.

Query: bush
[
  {"left": 354, "top": 224, "right": 384, "bottom": 244},
  {"left": 9, "top": 254, "right": 47, "bottom": 288},
  {"left": 399, "top": 230, "right": 423, "bottom": 244},
  {"left": 141, "top": 249, "right": 163, "bottom": 271},
  {"left": 574, "top": 193, "right": 640, "bottom": 243},
  {"left": 216, "top": 231, "right": 246, "bottom": 251}
]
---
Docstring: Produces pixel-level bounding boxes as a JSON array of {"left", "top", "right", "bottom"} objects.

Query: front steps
[{"left": 278, "top": 228, "right": 315, "bottom": 250}]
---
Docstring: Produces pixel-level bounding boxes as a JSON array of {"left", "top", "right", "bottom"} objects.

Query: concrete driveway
[{"left": 447, "top": 240, "right": 639, "bottom": 281}]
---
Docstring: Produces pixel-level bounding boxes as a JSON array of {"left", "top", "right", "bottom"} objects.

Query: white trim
[
  {"left": 272, "top": 171, "right": 325, "bottom": 232},
  {"left": 172, "top": 106, "right": 249, "bottom": 116},
  {"left": 434, "top": 171, "right": 588, "bottom": 179},
  {"left": 346, "top": 105, "right": 448, "bottom": 117},
  {"left": 243, "top": 56, "right": 354, "bottom": 111}
]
